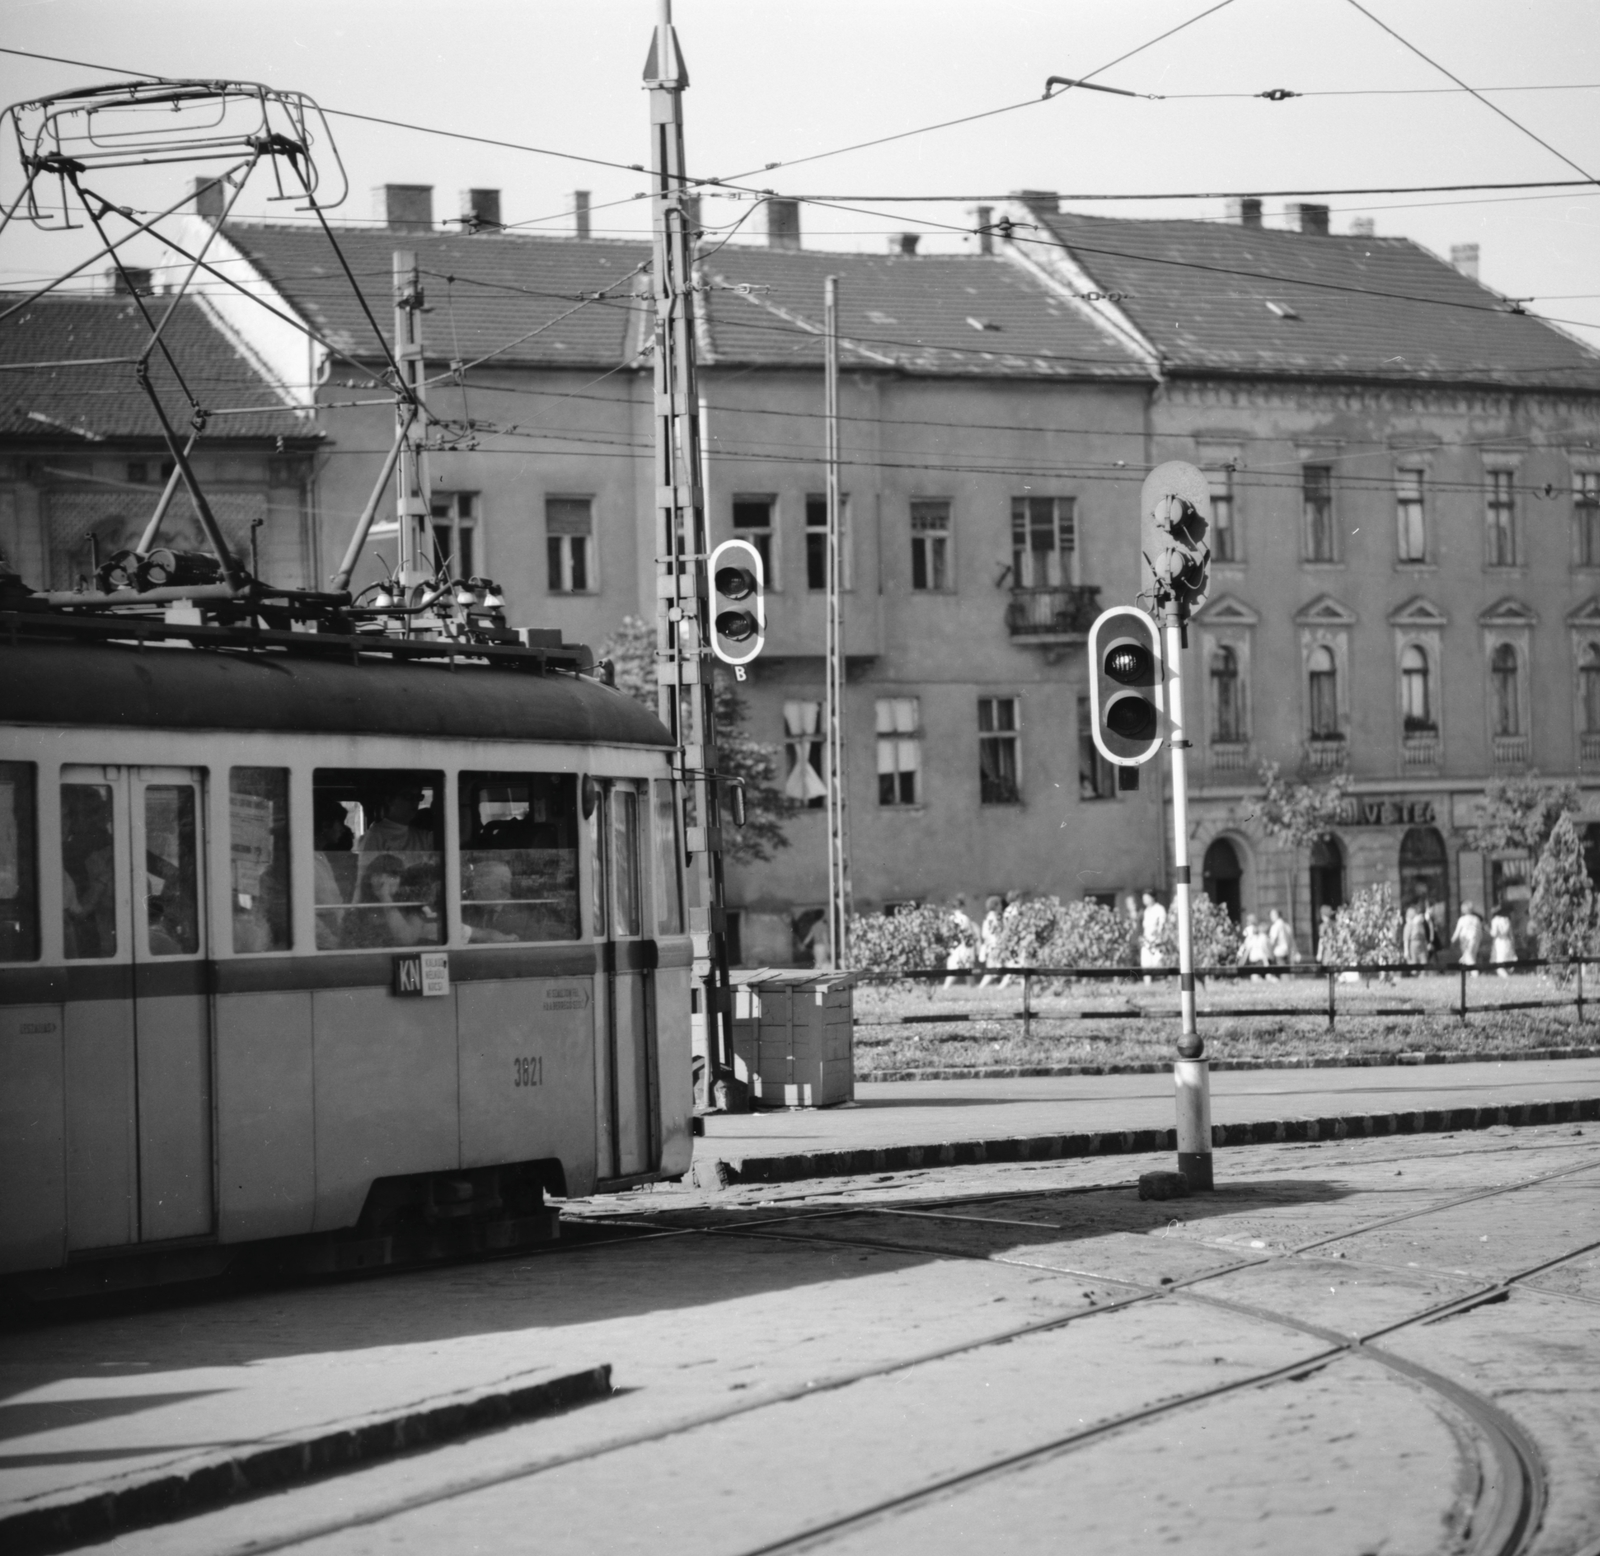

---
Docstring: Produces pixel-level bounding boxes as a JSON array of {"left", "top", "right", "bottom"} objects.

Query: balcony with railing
[
  {"left": 1209, "top": 741, "right": 1252, "bottom": 774},
  {"left": 1493, "top": 733, "right": 1530, "bottom": 768},
  {"left": 1582, "top": 732, "right": 1600, "bottom": 768},
  {"left": 1005, "top": 584, "right": 1101, "bottom": 644},
  {"left": 1402, "top": 724, "right": 1440, "bottom": 769},
  {"left": 1304, "top": 736, "right": 1347, "bottom": 771}
]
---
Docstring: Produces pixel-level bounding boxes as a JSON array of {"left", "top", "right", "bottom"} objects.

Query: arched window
[
  {"left": 1582, "top": 643, "right": 1600, "bottom": 735},
  {"left": 1308, "top": 645, "right": 1339, "bottom": 738},
  {"left": 1491, "top": 643, "right": 1520, "bottom": 736},
  {"left": 1400, "top": 644, "right": 1432, "bottom": 731},
  {"left": 1210, "top": 645, "right": 1243, "bottom": 744}
]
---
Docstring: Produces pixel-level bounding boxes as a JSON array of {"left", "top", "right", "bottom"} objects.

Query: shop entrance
[
  {"left": 1309, "top": 834, "right": 1346, "bottom": 952},
  {"left": 1202, "top": 837, "right": 1243, "bottom": 923},
  {"left": 1399, "top": 825, "right": 1449, "bottom": 948}
]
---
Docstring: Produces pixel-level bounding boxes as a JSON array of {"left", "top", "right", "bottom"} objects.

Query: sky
[{"left": 1, "top": 0, "right": 1597, "bottom": 346}]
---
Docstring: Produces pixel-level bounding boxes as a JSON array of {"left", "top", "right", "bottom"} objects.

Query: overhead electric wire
[{"left": 1343, "top": 0, "right": 1599, "bottom": 187}]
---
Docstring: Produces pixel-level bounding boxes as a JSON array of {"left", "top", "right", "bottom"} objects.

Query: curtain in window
[
  {"left": 1308, "top": 645, "right": 1338, "bottom": 737},
  {"left": 1209, "top": 645, "right": 1243, "bottom": 743},
  {"left": 783, "top": 701, "right": 828, "bottom": 803},
  {"left": 1400, "top": 644, "right": 1432, "bottom": 729},
  {"left": 1491, "top": 643, "right": 1520, "bottom": 736}
]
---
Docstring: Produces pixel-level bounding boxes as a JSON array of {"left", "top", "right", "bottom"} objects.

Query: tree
[
  {"left": 1254, "top": 761, "right": 1354, "bottom": 848},
  {"left": 1465, "top": 773, "right": 1581, "bottom": 857},
  {"left": 1319, "top": 882, "right": 1403, "bottom": 967},
  {"left": 1528, "top": 812, "right": 1593, "bottom": 974},
  {"left": 597, "top": 615, "right": 798, "bottom": 864}
]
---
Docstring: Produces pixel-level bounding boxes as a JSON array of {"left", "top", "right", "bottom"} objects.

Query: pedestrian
[
  {"left": 998, "top": 889, "right": 1029, "bottom": 989},
  {"left": 1316, "top": 903, "right": 1338, "bottom": 966},
  {"left": 1403, "top": 904, "right": 1429, "bottom": 971},
  {"left": 1267, "top": 907, "right": 1294, "bottom": 968},
  {"left": 1452, "top": 899, "right": 1484, "bottom": 975},
  {"left": 1489, "top": 903, "right": 1516, "bottom": 977},
  {"left": 943, "top": 894, "right": 978, "bottom": 987},
  {"left": 1238, "top": 913, "right": 1272, "bottom": 979},
  {"left": 1140, "top": 890, "right": 1168, "bottom": 984},
  {"left": 976, "top": 894, "right": 1004, "bottom": 988}
]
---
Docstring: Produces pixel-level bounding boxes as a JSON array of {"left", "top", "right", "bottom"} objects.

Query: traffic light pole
[
  {"left": 1163, "top": 599, "right": 1213, "bottom": 1190},
  {"left": 645, "top": 0, "right": 741, "bottom": 1112},
  {"left": 823, "top": 275, "right": 851, "bottom": 970}
]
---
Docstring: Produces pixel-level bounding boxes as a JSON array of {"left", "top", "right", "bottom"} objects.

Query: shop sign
[{"left": 1333, "top": 797, "right": 1437, "bottom": 828}]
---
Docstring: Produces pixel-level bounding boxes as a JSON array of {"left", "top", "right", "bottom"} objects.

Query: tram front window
[
  {"left": 459, "top": 773, "right": 580, "bottom": 942},
  {"left": 313, "top": 769, "right": 443, "bottom": 950},
  {"left": 61, "top": 781, "right": 117, "bottom": 960}
]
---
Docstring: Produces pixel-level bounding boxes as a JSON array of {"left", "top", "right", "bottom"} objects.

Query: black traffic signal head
[
  {"left": 1088, "top": 605, "right": 1164, "bottom": 767},
  {"left": 1139, "top": 460, "right": 1212, "bottom": 618},
  {"left": 708, "top": 538, "right": 765, "bottom": 665}
]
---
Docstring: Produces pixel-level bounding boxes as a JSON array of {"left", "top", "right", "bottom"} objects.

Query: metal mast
[
  {"left": 392, "top": 250, "right": 431, "bottom": 610},
  {"left": 645, "top": 0, "right": 739, "bottom": 1107},
  {"left": 823, "top": 276, "right": 851, "bottom": 968}
]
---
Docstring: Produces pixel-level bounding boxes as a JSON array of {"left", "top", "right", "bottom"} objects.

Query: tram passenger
[
  {"left": 358, "top": 785, "right": 434, "bottom": 859},
  {"left": 61, "top": 786, "right": 116, "bottom": 959},
  {"left": 313, "top": 798, "right": 357, "bottom": 950},
  {"left": 344, "top": 853, "right": 432, "bottom": 948},
  {"left": 461, "top": 857, "right": 523, "bottom": 943}
]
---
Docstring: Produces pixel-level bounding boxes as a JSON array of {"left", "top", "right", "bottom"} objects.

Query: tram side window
[
  {"left": 458, "top": 773, "right": 580, "bottom": 942},
  {"left": 313, "top": 769, "right": 443, "bottom": 950},
  {"left": 61, "top": 781, "right": 116, "bottom": 960},
  {"left": 653, "top": 779, "right": 683, "bottom": 936},
  {"left": 230, "top": 768, "right": 291, "bottom": 953},
  {"left": 0, "top": 764, "right": 39, "bottom": 962}
]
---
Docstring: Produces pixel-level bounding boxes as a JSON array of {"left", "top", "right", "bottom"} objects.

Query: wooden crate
[{"left": 730, "top": 969, "right": 855, "bottom": 1108}]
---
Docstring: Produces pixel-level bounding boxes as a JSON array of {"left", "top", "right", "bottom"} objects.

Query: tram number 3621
[{"left": 513, "top": 1056, "right": 544, "bottom": 1088}]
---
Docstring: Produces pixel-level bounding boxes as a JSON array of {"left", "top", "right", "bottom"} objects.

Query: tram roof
[{"left": 0, "top": 636, "right": 674, "bottom": 746}]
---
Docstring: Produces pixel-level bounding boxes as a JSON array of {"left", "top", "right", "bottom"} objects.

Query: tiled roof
[
  {"left": 223, "top": 224, "right": 652, "bottom": 368},
  {"left": 698, "top": 248, "right": 1149, "bottom": 378},
  {"left": 0, "top": 291, "right": 307, "bottom": 441},
  {"left": 1030, "top": 210, "right": 1600, "bottom": 390},
  {"left": 220, "top": 223, "right": 1149, "bottom": 379}
]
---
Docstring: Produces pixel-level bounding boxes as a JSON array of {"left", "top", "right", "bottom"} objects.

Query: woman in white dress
[{"left": 1488, "top": 905, "right": 1516, "bottom": 977}]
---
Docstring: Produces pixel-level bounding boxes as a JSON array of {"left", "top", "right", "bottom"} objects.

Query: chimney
[
  {"left": 1349, "top": 216, "right": 1376, "bottom": 237},
  {"left": 374, "top": 184, "right": 434, "bottom": 233},
  {"left": 1292, "top": 202, "right": 1330, "bottom": 237},
  {"left": 459, "top": 188, "right": 502, "bottom": 231},
  {"left": 975, "top": 205, "right": 993, "bottom": 256},
  {"left": 1015, "top": 189, "right": 1060, "bottom": 218},
  {"left": 574, "top": 190, "right": 591, "bottom": 240},
  {"left": 1451, "top": 243, "right": 1480, "bottom": 281},
  {"left": 107, "top": 266, "right": 154, "bottom": 296},
  {"left": 194, "top": 175, "right": 226, "bottom": 224},
  {"left": 767, "top": 198, "right": 801, "bottom": 249},
  {"left": 1226, "top": 196, "right": 1263, "bottom": 229},
  {"left": 892, "top": 233, "right": 920, "bottom": 257}
]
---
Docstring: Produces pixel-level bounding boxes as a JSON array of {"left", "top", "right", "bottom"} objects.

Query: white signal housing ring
[
  {"left": 707, "top": 537, "right": 766, "bottom": 666},
  {"left": 1088, "top": 605, "right": 1165, "bottom": 767}
]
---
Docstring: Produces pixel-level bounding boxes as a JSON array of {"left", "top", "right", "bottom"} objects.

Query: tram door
[
  {"left": 60, "top": 765, "right": 213, "bottom": 1249},
  {"left": 592, "top": 781, "right": 656, "bottom": 1181}
]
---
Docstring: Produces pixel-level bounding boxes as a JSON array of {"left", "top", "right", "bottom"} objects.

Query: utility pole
[
  {"left": 644, "top": 0, "right": 741, "bottom": 1109},
  {"left": 392, "top": 251, "right": 431, "bottom": 606},
  {"left": 823, "top": 276, "right": 851, "bottom": 969}
]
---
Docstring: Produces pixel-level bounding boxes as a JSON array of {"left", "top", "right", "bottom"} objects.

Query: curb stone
[
  {"left": 861, "top": 1045, "right": 1600, "bottom": 1084},
  {"left": 1, "top": 1363, "right": 612, "bottom": 1556},
  {"left": 694, "top": 1095, "right": 1600, "bottom": 1189}
]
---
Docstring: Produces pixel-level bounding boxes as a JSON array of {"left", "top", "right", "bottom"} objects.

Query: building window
[
  {"left": 1210, "top": 645, "right": 1244, "bottom": 743},
  {"left": 431, "top": 491, "right": 478, "bottom": 579},
  {"left": 733, "top": 495, "right": 776, "bottom": 586},
  {"left": 803, "top": 494, "right": 850, "bottom": 591},
  {"left": 1396, "top": 469, "right": 1426, "bottom": 562},
  {"left": 876, "top": 698, "right": 921, "bottom": 806},
  {"left": 1491, "top": 643, "right": 1520, "bottom": 735},
  {"left": 1577, "top": 472, "right": 1600, "bottom": 567},
  {"left": 545, "top": 496, "right": 593, "bottom": 593},
  {"left": 1207, "top": 468, "right": 1236, "bottom": 562},
  {"left": 1486, "top": 470, "right": 1516, "bottom": 567},
  {"left": 1078, "top": 694, "right": 1116, "bottom": 800},
  {"left": 783, "top": 701, "right": 826, "bottom": 809},
  {"left": 978, "top": 696, "right": 1020, "bottom": 804},
  {"left": 1302, "top": 465, "right": 1336, "bottom": 562},
  {"left": 1011, "top": 496, "right": 1074, "bottom": 587},
  {"left": 1308, "top": 645, "right": 1339, "bottom": 737},
  {"left": 1583, "top": 643, "right": 1600, "bottom": 734},
  {"left": 910, "top": 499, "right": 951, "bottom": 591},
  {"left": 1401, "top": 644, "right": 1433, "bottom": 730}
]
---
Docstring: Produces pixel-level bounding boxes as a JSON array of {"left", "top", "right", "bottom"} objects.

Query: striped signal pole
[{"left": 644, "top": 0, "right": 742, "bottom": 1111}]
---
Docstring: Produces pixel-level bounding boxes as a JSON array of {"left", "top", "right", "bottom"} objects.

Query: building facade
[{"left": 204, "top": 186, "right": 1600, "bottom": 963}]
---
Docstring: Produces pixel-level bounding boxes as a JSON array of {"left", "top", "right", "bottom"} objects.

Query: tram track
[{"left": 158, "top": 1144, "right": 1600, "bottom": 1556}]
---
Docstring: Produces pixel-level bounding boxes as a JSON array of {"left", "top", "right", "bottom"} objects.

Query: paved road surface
[{"left": 4, "top": 1121, "right": 1598, "bottom": 1555}]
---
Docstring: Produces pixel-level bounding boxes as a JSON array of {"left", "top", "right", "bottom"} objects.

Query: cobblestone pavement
[{"left": 4, "top": 1124, "right": 1598, "bottom": 1556}]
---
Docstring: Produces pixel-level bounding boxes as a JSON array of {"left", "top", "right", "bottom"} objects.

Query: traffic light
[
  {"left": 1088, "top": 605, "right": 1164, "bottom": 787},
  {"left": 707, "top": 538, "right": 765, "bottom": 671},
  {"left": 1139, "top": 460, "right": 1212, "bottom": 619}
]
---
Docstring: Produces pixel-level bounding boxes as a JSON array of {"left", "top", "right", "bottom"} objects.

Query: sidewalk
[{"left": 693, "top": 1057, "right": 1600, "bottom": 1185}]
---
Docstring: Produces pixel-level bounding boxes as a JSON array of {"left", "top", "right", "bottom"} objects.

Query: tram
[{"left": 0, "top": 589, "right": 694, "bottom": 1293}]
